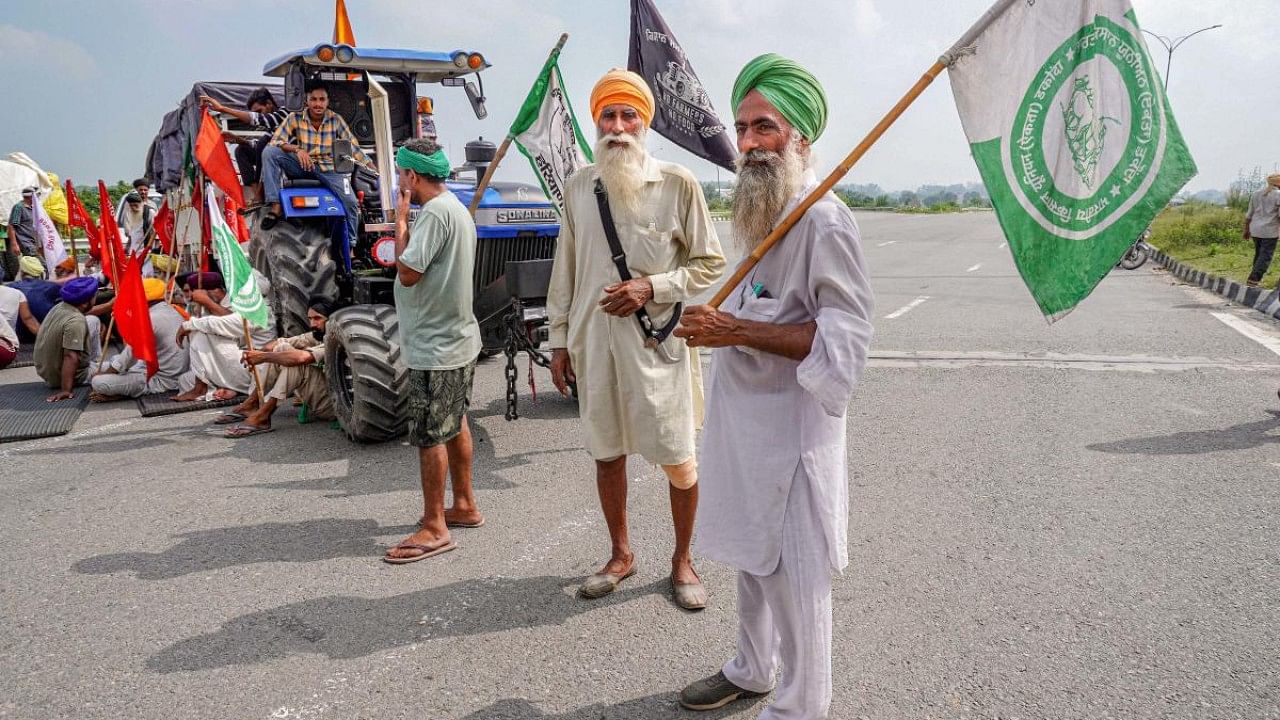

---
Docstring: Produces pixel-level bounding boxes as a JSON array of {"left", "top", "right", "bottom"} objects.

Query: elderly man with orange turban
[
  {"left": 88, "top": 277, "right": 190, "bottom": 401},
  {"left": 547, "top": 68, "right": 726, "bottom": 610}
]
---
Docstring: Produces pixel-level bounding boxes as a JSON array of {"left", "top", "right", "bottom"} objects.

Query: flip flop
[
  {"left": 419, "top": 515, "right": 487, "bottom": 529},
  {"left": 578, "top": 564, "right": 638, "bottom": 599},
  {"left": 225, "top": 423, "right": 274, "bottom": 438},
  {"left": 383, "top": 540, "right": 457, "bottom": 565},
  {"left": 213, "top": 412, "right": 247, "bottom": 425}
]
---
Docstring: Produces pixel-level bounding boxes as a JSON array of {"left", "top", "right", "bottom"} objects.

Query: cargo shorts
[{"left": 406, "top": 362, "right": 475, "bottom": 448}]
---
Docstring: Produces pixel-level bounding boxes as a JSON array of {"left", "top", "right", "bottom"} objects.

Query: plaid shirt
[{"left": 270, "top": 109, "right": 371, "bottom": 172}]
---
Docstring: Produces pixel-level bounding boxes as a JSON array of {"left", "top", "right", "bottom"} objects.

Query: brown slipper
[
  {"left": 672, "top": 576, "right": 708, "bottom": 611},
  {"left": 578, "top": 563, "right": 638, "bottom": 599},
  {"left": 383, "top": 540, "right": 457, "bottom": 565}
]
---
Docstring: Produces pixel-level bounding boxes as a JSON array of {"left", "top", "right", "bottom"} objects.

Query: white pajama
[
  {"left": 722, "top": 464, "right": 833, "bottom": 720},
  {"left": 177, "top": 310, "right": 275, "bottom": 396}
]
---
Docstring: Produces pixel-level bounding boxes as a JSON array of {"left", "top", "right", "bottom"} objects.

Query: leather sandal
[{"left": 578, "top": 563, "right": 637, "bottom": 599}]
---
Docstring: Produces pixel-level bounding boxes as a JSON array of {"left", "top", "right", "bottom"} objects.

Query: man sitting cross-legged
[
  {"left": 89, "top": 278, "right": 189, "bottom": 402},
  {"left": 217, "top": 296, "right": 336, "bottom": 438},
  {"left": 173, "top": 271, "right": 276, "bottom": 402}
]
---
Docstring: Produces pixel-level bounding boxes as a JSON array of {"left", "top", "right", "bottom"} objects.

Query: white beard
[
  {"left": 731, "top": 135, "right": 808, "bottom": 252},
  {"left": 594, "top": 128, "right": 649, "bottom": 219}
]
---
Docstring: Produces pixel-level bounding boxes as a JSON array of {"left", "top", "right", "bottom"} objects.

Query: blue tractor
[{"left": 249, "top": 44, "right": 560, "bottom": 442}]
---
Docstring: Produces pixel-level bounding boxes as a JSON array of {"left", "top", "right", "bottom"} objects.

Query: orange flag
[
  {"left": 334, "top": 0, "right": 356, "bottom": 45},
  {"left": 194, "top": 110, "right": 245, "bottom": 208}
]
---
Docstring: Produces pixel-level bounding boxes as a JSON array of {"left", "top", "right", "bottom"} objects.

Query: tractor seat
[{"left": 282, "top": 177, "right": 325, "bottom": 189}]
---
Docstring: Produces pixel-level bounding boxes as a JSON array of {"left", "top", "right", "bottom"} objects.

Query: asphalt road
[{"left": 3, "top": 212, "right": 1279, "bottom": 720}]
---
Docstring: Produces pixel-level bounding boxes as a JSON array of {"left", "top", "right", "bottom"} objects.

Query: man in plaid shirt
[{"left": 261, "top": 80, "right": 378, "bottom": 242}]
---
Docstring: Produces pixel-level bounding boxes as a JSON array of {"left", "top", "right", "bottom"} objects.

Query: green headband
[
  {"left": 732, "top": 53, "right": 828, "bottom": 143},
  {"left": 395, "top": 145, "right": 451, "bottom": 179}
]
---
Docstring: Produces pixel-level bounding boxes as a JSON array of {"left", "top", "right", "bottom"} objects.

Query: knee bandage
[{"left": 662, "top": 459, "right": 697, "bottom": 490}]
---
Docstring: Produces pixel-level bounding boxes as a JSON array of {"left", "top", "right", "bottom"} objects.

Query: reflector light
[
  {"left": 467, "top": 53, "right": 484, "bottom": 70},
  {"left": 336, "top": 45, "right": 355, "bottom": 63},
  {"left": 290, "top": 196, "right": 321, "bottom": 209},
  {"left": 452, "top": 52, "right": 468, "bottom": 68},
  {"left": 372, "top": 237, "right": 397, "bottom": 267},
  {"left": 316, "top": 45, "right": 336, "bottom": 62}
]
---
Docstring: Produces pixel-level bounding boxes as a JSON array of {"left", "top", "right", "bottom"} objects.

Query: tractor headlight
[
  {"left": 467, "top": 53, "right": 485, "bottom": 70},
  {"left": 316, "top": 45, "right": 336, "bottom": 62},
  {"left": 452, "top": 52, "right": 468, "bottom": 69},
  {"left": 336, "top": 45, "right": 355, "bottom": 63}
]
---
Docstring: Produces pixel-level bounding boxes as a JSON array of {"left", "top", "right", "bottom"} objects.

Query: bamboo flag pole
[
  {"left": 467, "top": 33, "right": 570, "bottom": 217},
  {"left": 241, "top": 317, "right": 265, "bottom": 404},
  {"left": 708, "top": 0, "right": 1020, "bottom": 308}
]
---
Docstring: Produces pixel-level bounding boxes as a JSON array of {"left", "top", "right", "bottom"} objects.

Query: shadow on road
[
  {"left": 72, "top": 518, "right": 415, "bottom": 580},
  {"left": 1088, "top": 410, "right": 1280, "bottom": 456},
  {"left": 146, "top": 574, "right": 668, "bottom": 673},
  {"left": 454, "top": 693, "right": 761, "bottom": 719}
]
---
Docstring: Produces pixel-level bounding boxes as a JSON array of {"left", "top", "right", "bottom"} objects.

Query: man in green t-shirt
[
  {"left": 383, "top": 138, "right": 484, "bottom": 565},
  {"left": 34, "top": 277, "right": 100, "bottom": 402}
]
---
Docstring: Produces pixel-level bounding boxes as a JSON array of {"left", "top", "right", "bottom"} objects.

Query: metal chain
[
  {"left": 503, "top": 299, "right": 555, "bottom": 421},
  {"left": 504, "top": 307, "right": 520, "bottom": 421}
]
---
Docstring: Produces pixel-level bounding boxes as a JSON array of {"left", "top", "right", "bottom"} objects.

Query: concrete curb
[{"left": 1151, "top": 247, "right": 1280, "bottom": 321}]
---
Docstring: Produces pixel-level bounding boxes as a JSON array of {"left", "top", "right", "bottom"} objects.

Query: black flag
[{"left": 628, "top": 0, "right": 737, "bottom": 172}]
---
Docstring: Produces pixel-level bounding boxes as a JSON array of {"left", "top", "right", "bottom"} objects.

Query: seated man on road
[
  {"left": 7, "top": 272, "right": 107, "bottom": 365},
  {"left": 0, "top": 280, "right": 42, "bottom": 347},
  {"left": 201, "top": 87, "right": 292, "bottom": 202},
  {"left": 34, "top": 277, "right": 101, "bottom": 402},
  {"left": 89, "top": 278, "right": 189, "bottom": 402},
  {"left": 173, "top": 272, "right": 276, "bottom": 402},
  {"left": 260, "top": 80, "right": 377, "bottom": 242},
  {"left": 217, "top": 296, "right": 337, "bottom": 438}
]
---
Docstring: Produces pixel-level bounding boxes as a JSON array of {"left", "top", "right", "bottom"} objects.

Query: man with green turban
[
  {"left": 383, "top": 137, "right": 485, "bottom": 565},
  {"left": 676, "top": 54, "right": 874, "bottom": 717}
]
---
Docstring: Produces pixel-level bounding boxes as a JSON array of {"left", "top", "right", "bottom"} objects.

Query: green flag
[
  {"left": 508, "top": 45, "right": 593, "bottom": 214},
  {"left": 947, "top": 0, "right": 1197, "bottom": 320},
  {"left": 206, "top": 186, "right": 270, "bottom": 329}
]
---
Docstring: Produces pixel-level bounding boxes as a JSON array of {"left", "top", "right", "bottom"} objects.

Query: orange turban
[{"left": 590, "top": 69, "right": 655, "bottom": 127}]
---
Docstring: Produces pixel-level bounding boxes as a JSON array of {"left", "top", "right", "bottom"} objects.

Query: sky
[{"left": 2, "top": 0, "right": 1276, "bottom": 194}]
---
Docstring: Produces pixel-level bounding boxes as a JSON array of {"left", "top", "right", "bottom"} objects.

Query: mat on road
[
  {"left": 137, "top": 391, "right": 246, "bottom": 418},
  {"left": 0, "top": 383, "right": 90, "bottom": 443}
]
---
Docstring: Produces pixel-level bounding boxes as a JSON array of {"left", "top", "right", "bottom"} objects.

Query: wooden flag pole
[
  {"left": 467, "top": 33, "right": 570, "bottom": 217},
  {"left": 707, "top": 0, "right": 1020, "bottom": 308},
  {"left": 68, "top": 230, "right": 79, "bottom": 276},
  {"left": 241, "top": 317, "right": 265, "bottom": 404}
]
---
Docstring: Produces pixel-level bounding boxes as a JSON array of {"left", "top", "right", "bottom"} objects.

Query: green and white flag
[
  {"left": 508, "top": 46, "right": 593, "bottom": 214},
  {"left": 206, "top": 186, "right": 270, "bottom": 329},
  {"left": 948, "top": 0, "right": 1196, "bottom": 320}
]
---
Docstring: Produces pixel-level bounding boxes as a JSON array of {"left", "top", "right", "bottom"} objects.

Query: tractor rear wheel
[{"left": 256, "top": 219, "right": 337, "bottom": 338}]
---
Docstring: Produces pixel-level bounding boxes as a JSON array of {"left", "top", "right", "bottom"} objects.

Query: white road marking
[
  {"left": 966, "top": 263, "right": 982, "bottom": 273},
  {"left": 1211, "top": 312, "right": 1280, "bottom": 357},
  {"left": 877, "top": 240, "right": 897, "bottom": 247},
  {"left": 884, "top": 296, "right": 930, "bottom": 319},
  {"left": 998, "top": 242, "right": 1007, "bottom": 249},
  {"left": 868, "top": 350, "right": 1280, "bottom": 373}
]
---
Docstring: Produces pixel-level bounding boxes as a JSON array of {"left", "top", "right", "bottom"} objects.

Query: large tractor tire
[
  {"left": 258, "top": 220, "right": 337, "bottom": 338},
  {"left": 325, "top": 304, "right": 409, "bottom": 443}
]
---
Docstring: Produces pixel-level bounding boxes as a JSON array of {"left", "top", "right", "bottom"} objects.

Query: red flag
[
  {"left": 114, "top": 252, "right": 159, "bottom": 379},
  {"left": 194, "top": 110, "right": 245, "bottom": 208},
  {"left": 98, "top": 180, "right": 128, "bottom": 284},
  {"left": 154, "top": 198, "right": 175, "bottom": 255},
  {"left": 221, "top": 194, "right": 250, "bottom": 243},
  {"left": 65, "top": 179, "right": 102, "bottom": 260}
]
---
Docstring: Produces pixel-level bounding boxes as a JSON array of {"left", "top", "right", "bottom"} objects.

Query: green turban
[
  {"left": 731, "top": 53, "right": 828, "bottom": 143},
  {"left": 395, "top": 145, "right": 451, "bottom": 179}
]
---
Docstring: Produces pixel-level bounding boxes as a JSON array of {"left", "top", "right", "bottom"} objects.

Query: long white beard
[
  {"left": 731, "top": 135, "right": 808, "bottom": 252},
  {"left": 594, "top": 128, "right": 649, "bottom": 219}
]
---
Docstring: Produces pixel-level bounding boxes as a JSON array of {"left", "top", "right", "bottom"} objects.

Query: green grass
[{"left": 1150, "top": 203, "right": 1278, "bottom": 288}]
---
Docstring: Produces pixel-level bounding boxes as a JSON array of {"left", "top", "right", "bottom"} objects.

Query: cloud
[
  {"left": 0, "top": 24, "right": 99, "bottom": 81},
  {"left": 852, "top": 0, "right": 886, "bottom": 37}
]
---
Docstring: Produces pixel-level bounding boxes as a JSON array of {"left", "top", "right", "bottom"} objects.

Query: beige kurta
[{"left": 547, "top": 155, "right": 725, "bottom": 464}]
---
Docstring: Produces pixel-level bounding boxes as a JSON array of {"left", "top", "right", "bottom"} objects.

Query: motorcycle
[{"left": 1118, "top": 227, "right": 1153, "bottom": 270}]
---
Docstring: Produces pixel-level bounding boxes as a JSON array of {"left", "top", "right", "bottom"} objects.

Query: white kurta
[
  {"left": 547, "top": 155, "right": 725, "bottom": 464},
  {"left": 90, "top": 302, "right": 189, "bottom": 397},
  {"left": 696, "top": 174, "right": 874, "bottom": 575}
]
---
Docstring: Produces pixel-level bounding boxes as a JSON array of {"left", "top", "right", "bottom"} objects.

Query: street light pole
[{"left": 1141, "top": 24, "right": 1223, "bottom": 89}]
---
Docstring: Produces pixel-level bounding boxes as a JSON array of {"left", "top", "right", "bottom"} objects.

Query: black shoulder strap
[{"left": 593, "top": 179, "right": 681, "bottom": 347}]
